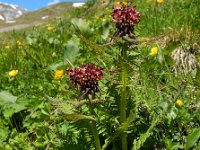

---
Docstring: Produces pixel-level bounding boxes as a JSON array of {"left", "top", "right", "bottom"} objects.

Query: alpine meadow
[{"left": 0, "top": 0, "right": 199, "bottom": 150}]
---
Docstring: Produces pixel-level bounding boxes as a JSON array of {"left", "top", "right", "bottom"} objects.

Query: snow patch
[
  {"left": 10, "top": 4, "right": 17, "bottom": 10},
  {"left": 73, "top": 2, "right": 85, "bottom": 7},
  {"left": 41, "top": 16, "right": 49, "bottom": 20},
  {"left": 0, "top": 15, "right": 4, "bottom": 20},
  {"left": 18, "top": 10, "right": 22, "bottom": 15},
  {"left": 48, "top": 0, "right": 60, "bottom": 6}
]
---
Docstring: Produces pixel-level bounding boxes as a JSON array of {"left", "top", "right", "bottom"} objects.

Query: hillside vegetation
[{"left": 0, "top": 0, "right": 199, "bottom": 150}]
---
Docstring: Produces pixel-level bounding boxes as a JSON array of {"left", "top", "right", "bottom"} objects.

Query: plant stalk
[
  {"left": 89, "top": 105, "right": 101, "bottom": 150},
  {"left": 120, "top": 48, "right": 128, "bottom": 150},
  {"left": 91, "top": 121, "right": 101, "bottom": 150}
]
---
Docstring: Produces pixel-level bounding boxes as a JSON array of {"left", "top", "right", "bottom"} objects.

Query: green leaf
[
  {"left": 0, "top": 91, "right": 17, "bottom": 105},
  {"left": 194, "top": 65, "right": 200, "bottom": 87},
  {"left": 102, "top": 112, "right": 135, "bottom": 150},
  {"left": 0, "top": 91, "right": 26, "bottom": 118},
  {"left": 100, "top": 24, "right": 110, "bottom": 40},
  {"left": 26, "top": 36, "right": 37, "bottom": 45},
  {"left": 41, "top": 109, "right": 50, "bottom": 116},
  {"left": 165, "top": 139, "right": 173, "bottom": 149},
  {"left": 132, "top": 114, "right": 162, "bottom": 150},
  {"left": 60, "top": 103, "right": 75, "bottom": 114},
  {"left": 63, "top": 41, "right": 80, "bottom": 66},
  {"left": 71, "top": 18, "right": 90, "bottom": 34},
  {"left": 48, "top": 62, "right": 64, "bottom": 70},
  {"left": 48, "top": 38, "right": 60, "bottom": 45},
  {"left": 63, "top": 114, "right": 95, "bottom": 122},
  {"left": 185, "top": 128, "right": 200, "bottom": 149},
  {"left": 163, "top": 41, "right": 180, "bottom": 55},
  {"left": 0, "top": 127, "right": 9, "bottom": 141},
  {"left": 77, "top": 34, "right": 105, "bottom": 56},
  {"left": 3, "top": 103, "right": 26, "bottom": 118}
]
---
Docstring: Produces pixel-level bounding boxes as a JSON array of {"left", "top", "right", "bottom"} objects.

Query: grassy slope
[
  {"left": 0, "top": 2, "right": 74, "bottom": 43},
  {"left": 0, "top": 2, "right": 73, "bottom": 28},
  {"left": 17, "top": 2, "right": 73, "bottom": 24}
]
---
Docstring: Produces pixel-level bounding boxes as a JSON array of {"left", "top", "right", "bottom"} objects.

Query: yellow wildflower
[
  {"left": 176, "top": 99, "right": 184, "bottom": 108},
  {"left": 8, "top": 70, "right": 18, "bottom": 77},
  {"left": 115, "top": 1, "right": 127, "bottom": 6},
  {"left": 122, "top": 1, "right": 127, "bottom": 5},
  {"left": 4, "top": 45, "right": 10, "bottom": 49},
  {"left": 150, "top": 47, "right": 158, "bottom": 56},
  {"left": 102, "top": 18, "right": 106, "bottom": 22},
  {"left": 47, "top": 24, "right": 54, "bottom": 31},
  {"left": 54, "top": 70, "right": 64, "bottom": 80},
  {"left": 157, "top": 0, "right": 164, "bottom": 4},
  {"left": 115, "top": 2, "right": 121, "bottom": 5},
  {"left": 17, "top": 40, "right": 23, "bottom": 47},
  {"left": 95, "top": 15, "right": 100, "bottom": 19}
]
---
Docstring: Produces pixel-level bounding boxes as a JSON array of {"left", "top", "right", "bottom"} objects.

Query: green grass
[{"left": 0, "top": 0, "right": 199, "bottom": 150}]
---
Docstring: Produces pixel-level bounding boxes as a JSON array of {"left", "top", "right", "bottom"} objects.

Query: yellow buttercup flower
[
  {"left": 157, "top": 0, "right": 164, "bottom": 4},
  {"left": 54, "top": 70, "right": 64, "bottom": 80},
  {"left": 102, "top": 18, "right": 106, "bottom": 22},
  {"left": 150, "top": 47, "right": 158, "bottom": 56},
  {"left": 8, "top": 70, "right": 18, "bottom": 77},
  {"left": 115, "top": 1, "right": 127, "bottom": 6},
  {"left": 122, "top": 1, "right": 127, "bottom": 5},
  {"left": 176, "top": 99, "right": 184, "bottom": 108},
  {"left": 17, "top": 40, "right": 23, "bottom": 47},
  {"left": 47, "top": 24, "right": 54, "bottom": 31},
  {"left": 4, "top": 45, "right": 10, "bottom": 49},
  {"left": 115, "top": 2, "right": 121, "bottom": 5}
]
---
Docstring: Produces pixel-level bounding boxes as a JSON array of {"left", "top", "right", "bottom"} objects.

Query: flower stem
[
  {"left": 91, "top": 121, "right": 101, "bottom": 150},
  {"left": 89, "top": 105, "right": 101, "bottom": 150},
  {"left": 120, "top": 48, "right": 128, "bottom": 150}
]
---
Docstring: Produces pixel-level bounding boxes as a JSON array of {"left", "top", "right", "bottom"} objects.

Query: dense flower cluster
[
  {"left": 67, "top": 64, "right": 103, "bottom": 93},
  {"left": 111, "top": 2, "right": 140, "bottom": 37}
]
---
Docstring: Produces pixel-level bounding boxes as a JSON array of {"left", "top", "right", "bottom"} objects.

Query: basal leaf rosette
[
  {"left": 111, "top": 2, "right": 140, "bottom": 37},
  {"left": 67, "top": 64, "right": 103, "bottom": 94}
]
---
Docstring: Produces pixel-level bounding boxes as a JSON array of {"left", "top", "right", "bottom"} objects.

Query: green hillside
[
  {"left": 0, "top": 2, "right": 73, "bottom": 29},
  {"left": 0, "top": 0, "right": 199, "bottom": 150}
]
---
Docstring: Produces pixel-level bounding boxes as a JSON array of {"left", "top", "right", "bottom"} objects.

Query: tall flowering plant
[
  {"left": 66, "top": 64, "right": 103, "bottom": 150},
  {"left": 111, "top": 2, "right": 140, "bottom": 150}
]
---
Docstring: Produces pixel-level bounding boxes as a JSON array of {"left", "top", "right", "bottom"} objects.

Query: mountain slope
[
  {"left": 0, "top": 2, "right": 74, "bottom": 31},
  {"left": 17, "top": 2, "right": 73, "bottom": 24},
  {"left": 0, "top": 2, "right": 27, "bottom": 23}
]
